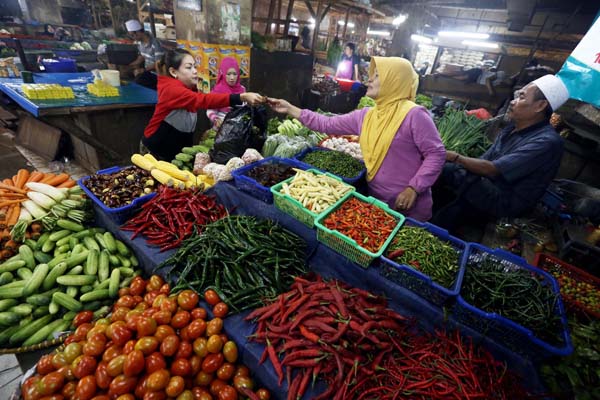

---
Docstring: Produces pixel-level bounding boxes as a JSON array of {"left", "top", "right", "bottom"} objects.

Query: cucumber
[
  {"left": 83, "top": 236, "right": 100, "bottom": 252},
  {"left": 83, "top": 300, "right": 103, "bottom": 311},
  {"left": 98, "top": 251, "right": 110, "bottom": 282},
  {"left": 33, "top": 250, "right": 53, "bottom": 264},
  {"left": 0, "top": 259, "right": 26, "bottom": 274},
  {"left": 48, "top": 253, "right": 68, "bottom": 269},
  {"left": 118, "top": 267, "right": 135, "bottom": 277},
  {"left": 24, "top": 239, "right": 37, "bottom": 250},
  {"left": 46, "top": 320, "right": 71, "bottom": 341},
  {"left": 117, "top": 255, "right": 131, "bottom": 268},
  {"left": 108, "top": 269, "right": 120, "bottom": 298},
  {"left": 66, "top": 286, "right": 78, "bottom": 298},
  {"left": 94, "top": 233, "right": 108, "bottom": 251},
  {"left": 115, "top": 240, "right": 130, "bottom": 257},
  {"left": 71, "top": 244, "right": 85, "bottom": 255},
  {"left": 16, "top": 268, "right": 32, "bottom": 280},
  {"left": 103, "top": 232, "right": 117, "bottom": 253},
  {"left": 18, "top": 245, "right": 36, "bottom": 270},
  {"left": 0, "top": 299, "right": 18, "bottom": 312},
  {"left": 43, "top": 262, "right": 69, "bottom": 290},
  {"left": 49, "top": 300, "right": 59, "bottom": 314},
  {"left": 52, "top": 292, "right": 82, "bottom": 312},
  {"left": 68, "top": 265, "right": 83, "bottom": 275},
  {"left": 35, "top": 232, "right": 50, "bottom": 250},
  {"left": 94, "top": 279, "right": 110, "bottom": 291},
  {"left": 48, "top": 229, "right": 72, "bottom": 242},
  {"left": 33, "top": 306, "right": 49, "bottom": 318},
  {"left": 41, "top": 239, "right": 56, "bottom": 253},
  {"left": 119, "top": 276, "right": 134, "bottom": 288},
  {"left": 0, "top": 311, "right": 20, "bottom": 327},
  {"left": 93, "top": 305, "right": 111, "bottom": 320},
  {"left": 9, "top": 314, "right": 53, "bottom": 345},
  {"left": 22, "top": 263, "right": 49, "bottom": 297},
  {"left": 26, "top": 292, "right": 53, "bottom": 306},
  {"left": 129, "top": 255, "right": 139, "bottom": 267},
  {"left": 56, "top": 234, "right": 74, "bottom": 248},
  {"left": 65, "top": 250, "right": 89, "bottom": 268},
  {"left": 81, "top": 285, "right": 93, "bottom": 294},
  {"left": 74, "top": 229, "right": 93, "bottom": 239},
  {"left": 68, "top": 237, "right": 79, "bottom": 249},
  {"left": 55, "top": 244, "right": 71, "bottom": 255},
  {"left": 80, "top": 289, "right": 109, "bottom": 302},
  {"left": 0, "top": 272, "right": 13, "bottom": 285},
  {"left": 23, "top": 319, "right": 65, "bottom": 346},
  {"left": 57, "top": 275, "right": 97, "bottom": 286},
  {"left": 0, "top": 285, "right": 24, "bottom": 299},
  {"left": 108, "top": 254, "right": 120, "bottom": 266},
  {"left": 9, "top": 304, "right": 32, "bottom": 317},
  {"left": 0, "top": 280, "right": 26, "bottom": 289},
  {"left": 85, "top": 249, "right": 99, "bottom": 275},
  {"left": 0, "top": 325, "right": 20, "bottom": 346},
  {"left": 56, "top": 219, "right": 84, "bottom": 232}
]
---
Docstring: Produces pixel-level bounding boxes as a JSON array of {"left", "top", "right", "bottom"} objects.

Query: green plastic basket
[
  {"left": 270, "top": 169, "right": 355, "bottom": 227},
  {"left": 315, "top": 192, "right": 405, "bottom": 267}
]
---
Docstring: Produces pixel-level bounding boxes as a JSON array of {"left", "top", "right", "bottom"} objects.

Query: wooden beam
[
  {"left": 255, "top": 17, "right": 311, "bottom": 25},
  {"left": 321, "top": 4, "right": 331, "bottom": 20},
  {"left": 277, "top": 0, "right": 282, "bottom": 22},
  {"left": 283, "top": 0, "right": 296, "bottom": 36},
  {"left": 311, "top": 0, "right": 322, "bottom": 54},
  {"left": 265, "top": 0, "right": 276, "bottom": 35},
  {"left": 341, "top": 8, "right": 350, "bottom": 40},
  {"left": 304, "top": 0, "right": 316, "bottom": 19}
]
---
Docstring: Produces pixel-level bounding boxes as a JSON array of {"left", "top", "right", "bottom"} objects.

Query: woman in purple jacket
[{"left": 268, "top": 57, "right": 445, "bottom": 221}]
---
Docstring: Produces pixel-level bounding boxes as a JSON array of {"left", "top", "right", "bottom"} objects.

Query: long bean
[{"left": 157, "top": 215, "right": 307, "bottom": 312}]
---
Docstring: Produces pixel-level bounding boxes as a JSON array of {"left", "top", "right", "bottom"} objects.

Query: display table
[
  {"left": 94, "top": 182, "right": 544, "bottom": 399},
  {"left": 0, "top": 73, "right": 156, "bottom": 171}
]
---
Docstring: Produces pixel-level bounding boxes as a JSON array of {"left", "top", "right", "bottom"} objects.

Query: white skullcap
[
  {"left": 532, "top": 75, "right": 570, "bottom": 111},
  {"left": 125, "top": 20, "right": 143, "bottom": 32}
]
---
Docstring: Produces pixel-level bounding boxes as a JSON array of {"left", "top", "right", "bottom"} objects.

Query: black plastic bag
[{"left": 210, "top": 105, "right": 267, "bottom": 164}]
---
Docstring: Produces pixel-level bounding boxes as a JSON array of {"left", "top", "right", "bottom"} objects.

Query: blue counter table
[{"left": 94, "top": 182, "right": 545, "bottom": 399}]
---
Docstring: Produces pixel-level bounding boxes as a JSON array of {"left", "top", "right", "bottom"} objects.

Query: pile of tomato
[{"left": 22, "top": 275, "right": 271, "bottom": 400}]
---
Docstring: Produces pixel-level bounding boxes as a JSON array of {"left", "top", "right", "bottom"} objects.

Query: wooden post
[
  {"left": 311, "top": 0, "right": 322, "bottom": 54},
  {"left": 283, "top": 0, "right": 296, "bottom": 36},
  {"left": 149, "top": 10, "right": 157, "bottom": 37},
  {"left": 304, "top": 0, "right": 316, "bottom": 18},
  {"left": 276, "top": 0, "right": 282, "bottom": 33},
  {"left": 341, "top": 7, "right": 350, "bottom": 40},
  {"left": 265, "top": 0, "right": 276, "bottom": 35},
  {"left": 108, "top": 0, "right": 118, "bottom": 35}
]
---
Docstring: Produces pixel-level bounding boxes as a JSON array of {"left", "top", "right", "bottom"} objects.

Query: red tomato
[
  {"left": 217, "top": 385, "right": 238, "bottom": 400},
  {"left": 144, "top": 290, "right": 160, "bottom": 306},
  {"left": 90, "top": 395, "right": 110, "bottom": 400},
  {"left": 116, "top": 295, "right": 137, "bottom": 309},
  {"left": 101, "top": 344, "right": 122, "bottom": 364},
  {"left": 95, "top": 362, "right": 111, "bottom": 390},
  {"left": 186, "top": 319, "right": 207, "bottom": 340},
  {"left": 143, "top": 392, "right": 167, "bottom": 400},
  {"left": 118, "top": 287, "right": 130, "bottom": 297},
  {"left": 57, "top": 365, "right": 75, "bottom": 381},
  {"left": 222, "top": 341, "right": 238, "bottom": 363},
  {"left": 145, "top": 352, "right": 167, "bottom": 374},
  {"left": 206, "top": 335, "right": 223, "bottom": 354},
  {"left": 129, "top": 276, "right": 147, "bottom": 296},
  {"left": 38, "top": 394, "right": 64, "bottom": 400},
  {"left": 216, "top": 363, "right": 236, "bottom": 381},
  {"left": 22, "top": 376, "right": 41, "bottom": 400},
  {"left": 152, "top": 310, "right": 171, "bottom": 325},
  {"left": 106, "top": 354, "right": 126, "bottom": 377},
  {"left": 125, "top": 312, "right": 142, "bottom": 331},
  {"left": 209, "top": 379, "right": 227, "bottom": 396},
  {"left": 160, "top": 297, "right": 178, "bottom": 313},
  {"left": 83, "top": 334, "right": 107, "bottom": 357},
  {"left": 192, "top": 387, "right": 213, "bottom": 400},
  {"left": 159, "top": 335, "right": 179, "bottom": 357},
  {"left": 37, "top": 354, "right": 56, "bottom": 375},
  {"left": 110, "top": 307, "right": 130, "bottom": 323},
  {"left": 147, "top": 369, "right": 170, "bottom": 392},
  {"left": 142, "top": 307, "right": 159, "bottom": 319},
  {"left": 159, "top": 283, "right": 170, "bottom": 295},
  {"left": 147, "top": 275, "right": 165, "bottom": 292},
  {"left": 155, "top": 325, "right": 176, "bottom": 342},
  {"left": 206, "top": 318, "right": 223, "bottom": 336},
  {"left": 72, "top": 355, "right": 97, "bottom": 379},
  {"left": 179, "top": 325, "right": 192, "bottom": 342},
  {"left": 234, "top": 366, "right": 249, "bottom": 377},
  {"left": 194, "top": 371, "right": 213, "bottom": 386},
  {"left": 152, "top": 294, "right": 168, "bottom": 309},
  {"left": 177, "top": 390, "right": 195, "bottom": 400},
  {"left": 63, "top": 343, "right": 82, "bottom": 364},
  {"left": 74, "top": 375, "right": 96, "bottom": 400},
  {"left": 123, "top": 339, "right": 137, "bottom": 355},
  {"left": 72, "top": 311, "right": 94, "bottom": 328},
  {"left": 212, "top": 302, "right": 229, "bottom": 318},
  {"left": 61, "top": 381, "right": 77, "bottom": 400},
  {"left": 73, "top": 323, "right": 92, "bottom": 341},
  {"left": 190, "top": 307, "right": 208, "bottom": 320},
  {"left": 108, "top": 323, "right": 132, "bottom": 347},
  {"left": 175, "top": 341, "right": 193, "bottom": 359},
  {"left": 137, "top": 317, "right": 157, "bottom": 337},
  {"left": 108, "top": 375, "right": 137, "bottom": 398},
  {"left": 170, "top": 310, "right": 190, "bottom": 329},
  {"left": 165, "top": 376, "right": 185, "bottom": 397},
  {"left": 135, "top": 336, "right": 159, "bottom": 355},
  {"left": 135, "top": 374, "right": 149, "bottom": 398},
  {"left": 115, "top": 395, "right": 135, "bottom": 400},
  {"left": 85, "top": 325, "right": 107, "bottom": 340},
  {"left": 134, "top": 300, "right": 148, "bottom": 311},
  {"left": 192, "top": 338, "right": 208, "bottom": 357},
  {"left": 201, "top": 353, "right": 224, "bottom": 374},
  {"left": 124, "top": 349, "right": 145, "bottom": 377},
  {"left": 38, "top": 371, "right": 64, "bottom": 396},
  {"left": 218, "top": 333, "right": 229, "bottom": 345},
  {"left": 189, "top": 355, "right": 202, "bottom": 376},
  {"left": 232, "top": 375, "right": 254, "bottom": 392},
  {"left": 177, "top": 290, "right": 199, "bottom": 311},
  {"left": 170, "top": 358, "right": 192, "bottom": 377},
  {"left": 204, "top": 290, "right": 221, "bottom": 306}
]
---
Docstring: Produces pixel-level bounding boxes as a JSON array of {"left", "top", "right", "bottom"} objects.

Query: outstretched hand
[
  {"left": 395, "top": 187, "right": 417, "bottom": 212},
  {"left": 241, "top": 92, "right": 266, "bottom": 106},
  {"left": 266, "top": 97, "right": 301, "bottom": 119}
]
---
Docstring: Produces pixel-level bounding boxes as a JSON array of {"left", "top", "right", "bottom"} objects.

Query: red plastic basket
[
  {"left": 533, "top": 252, "right": 600, "bottom": 320},
  {"left": 335, "top": 78, "right": 355, "bottom": 92}
]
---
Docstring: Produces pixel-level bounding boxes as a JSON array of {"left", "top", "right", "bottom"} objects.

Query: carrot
[
  {"left": 0, "top": 183, "right": 27, "bottom": 195},
  {"left": 43, "top": 173, "right": 69, "bottom": 187},
  {"left": 12, "top": 175, "right": 18, "bottom": 187},
  {"left": 39, "top": 173, "right": 57, "bottom": 185},
  {"left": 27, "top": 171, "right": 44, "bottom": 183},
  {"left": 15, "top": 169, "right": 30, "bottom": 189},
  {"left": 0, "top": 193, "right": 25, "bottom": 199},
  {"left": 57, "top": 179, "right": 76, "bottom": 188},
  {"left": 6, "top": 204, "right": 19, "bottom": 227},
  {"left": 0, "top": 199, "right": 25, "bottom": 208},
  {"left": 2, "top": 178, "right": 13, "bottom": 186}
]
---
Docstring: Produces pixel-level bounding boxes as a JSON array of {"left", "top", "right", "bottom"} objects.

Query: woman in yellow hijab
[{"left": 267, "top": 57, "right": 445, "bottom": 221}]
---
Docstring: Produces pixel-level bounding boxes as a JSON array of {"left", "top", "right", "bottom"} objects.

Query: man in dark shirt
[{"left": 432, "top": 74, "right": 569, "bottom": 231}]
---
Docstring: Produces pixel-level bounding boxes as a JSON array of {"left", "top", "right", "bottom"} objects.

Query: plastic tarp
[{"left": 93, "top": 182, "right": 545, "bottom": 399}]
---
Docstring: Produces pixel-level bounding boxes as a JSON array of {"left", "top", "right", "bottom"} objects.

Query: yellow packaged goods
[
  {"left": 21, "top": 84, "right": 74, "bottom": 100},
  {"left": 87, "top": 81, "right": 119, "bottom": 97}
]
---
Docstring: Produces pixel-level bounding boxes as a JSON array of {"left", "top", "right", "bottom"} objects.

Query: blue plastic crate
[
  {"left": 41, "top": 58, "right": 77, "bottom": 73},
  {"left": 231, "top": 157, "right": 311, "bottom": 203},
  {"left": 77, "top": 166, "right": 157, "bottom": 225},
  {"left": 294, "top": 147, "right": 366, "bottom": 186},
  {"left": 453, "top": 243, "right": 573, "bottom": 358},
  {"left": 378, "top": 218, "right": 467, "bottom": 307}
]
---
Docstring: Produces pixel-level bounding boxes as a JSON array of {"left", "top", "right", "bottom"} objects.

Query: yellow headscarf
[{"left": 360, "top": 57, "right": 419, "bottom": 181}]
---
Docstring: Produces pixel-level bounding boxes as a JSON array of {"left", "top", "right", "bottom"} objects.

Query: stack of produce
[
  {"left": 356, "top": 96, "right": 375, "bottom": 109},
  {"left": 436, "top": 108, "right": 490, "bottom": 158},
  {"left": 0, "top": 227, "right": 139, "bottom": 348},
  {"left": 299, "top": 149, "right": 364, "bottom": 180},
  {"left": 121, "top": 185, "right": 228, "bottom": 252},
  {"left": 279, "top": 170, "right": 352, "bottom": 214},
  {"left": 130, "top": 154, "right": 212, "bottom": 190},
  {"left": 21, "top": 275, "right": 271, "bottom": 400},
  {"left": 160, "top": 215, "right": 307, "bottom": 312},
  {"left": 385, "top": 226, "right": 460, "bottom": 288},
  {"left": 322, "top": 197, "right": 397, "bottom": 253},
  {"left": 171, "top": 129, "right": 216, "bottom": 171},
  {"left": 262, "top": 118, "right": 327, "bottom": 158},
  {"left": 193, "top": 149, "right": 263, "bottom": 183},
  {"left": 247, "top": 275, "right": 526, "bottom": 400},
  {"left": 21, "top": 84, "right": 75, "bottom": 100},
  {"left": 319, "top": 136, "right": 362, "bottom": 160},
  {"left": 83, "top": 165, "right": 157, "bottom": 206},
  {"left": 312, "top": 77, "right": 339, "bottom": 93},
  {"left": 245, "top": 163, "right": 299, "bottom": 188}
]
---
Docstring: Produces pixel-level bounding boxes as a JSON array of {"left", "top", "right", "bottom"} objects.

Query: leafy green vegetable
[
  {"left": 415, "top": 94, "right": 432, "bottom": 109},
  {"left": 435, "top": 109, "right": 490, "bottom": 158},
  {"left": 356, "top": 96, "right": 376, "bottom": 109}
]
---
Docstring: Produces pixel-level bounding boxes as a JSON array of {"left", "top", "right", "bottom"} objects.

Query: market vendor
[
  {"left": 268, "top": 57, "right": 446, "bottom": 221},
  {"left": 432, "top": 74, "right": 569, "bottom": 232},
  {"left": 125, "top": 19, "right": 164, "bottom": 90},
  {"left": 336, "top": 42, "right": 360, "bottom": 81}
]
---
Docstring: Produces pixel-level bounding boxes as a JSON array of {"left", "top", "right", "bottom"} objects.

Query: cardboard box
[{"left": 16, "top": 115, "right": 61, "bottom": 161}]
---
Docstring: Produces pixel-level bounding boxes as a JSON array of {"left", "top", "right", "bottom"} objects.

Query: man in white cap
[
  {"left": 432, "top": 74, "right": 569, "bottom": 233},
  {"left": 124, "top": 19, "right": 164, "bottom": 89}
]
